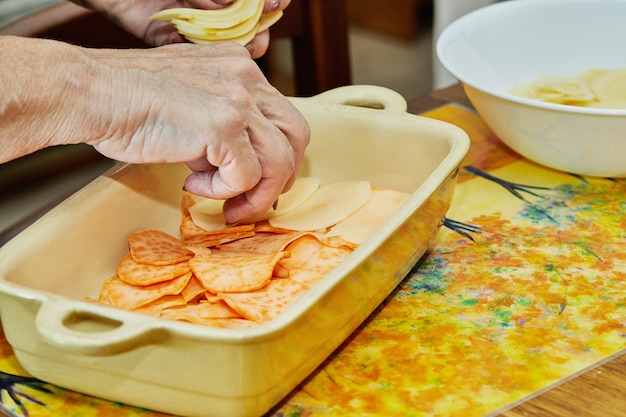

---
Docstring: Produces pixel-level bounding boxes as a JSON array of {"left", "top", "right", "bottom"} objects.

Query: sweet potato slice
[
  {"left": 218, "top": 231, "right": 307, "bottom": 254},
  {"left": 99, "top": 272, "right": 192, "bottom": 310},
  {"left": 129, "top": 229, "right": 192, "bottom": 266},
  {"left": 189, "top": 250, "right": 288, "bottom": 293},
  {"left": 160, "top": 300, "right": 241, "bottom": 324},
  {"left": 117, "top": 253, "right": 191, "bottom": 286},
  {"left": 218, "top": 278, "right": 309, "bottom": 323},
  {"left": 280, "top": 235, "right": 353, "bottom": 286}
]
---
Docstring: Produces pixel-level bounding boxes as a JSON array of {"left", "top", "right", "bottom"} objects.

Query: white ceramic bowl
[{"left": 436, "top": 0, "right": 626, "bottom": 177}]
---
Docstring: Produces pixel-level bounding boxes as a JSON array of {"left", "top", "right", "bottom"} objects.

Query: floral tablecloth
[{"left": 1, "top": 104, "right": 625, "bottom": 416}]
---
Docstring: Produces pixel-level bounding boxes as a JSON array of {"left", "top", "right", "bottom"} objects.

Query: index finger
[
  {"left": 183, "top": 129, "right": 262, "bottom": 200},
  {"left": 220, "top": 110, "right": 300, "bottom": 223},
  {"left": 263, "top": 0, "right": 291, "bottom": 13},
  {"left": 257, "top": 97, "right": 310, "bottom": 193}
]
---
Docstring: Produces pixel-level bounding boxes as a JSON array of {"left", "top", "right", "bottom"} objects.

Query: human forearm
[
  {"left": 1, "top": 34, "right": 309, "bottom": 222},
  {"left": 0, "top": 35, "right": 115, "bottom": 163}
]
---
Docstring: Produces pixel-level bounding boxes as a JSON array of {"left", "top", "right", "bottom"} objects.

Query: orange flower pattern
[{"left": 271, "top": 107, "right": 626, "bottom": 416}]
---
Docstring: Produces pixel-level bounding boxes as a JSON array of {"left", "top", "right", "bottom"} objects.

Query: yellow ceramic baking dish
[{"left": 0, "top": 85, "right": 469, "bottom": 417}]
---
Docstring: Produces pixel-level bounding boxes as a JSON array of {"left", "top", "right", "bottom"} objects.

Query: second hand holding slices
[{"left": 151, "top": 0, "right": 284, "bottom": 45}]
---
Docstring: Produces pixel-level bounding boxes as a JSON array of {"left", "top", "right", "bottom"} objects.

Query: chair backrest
[
  {"left": 0, "top": 0, "right": 352, "bottom": 96},
  {"left": 271, "top": 0, "right": 352, "bottom": 96}
]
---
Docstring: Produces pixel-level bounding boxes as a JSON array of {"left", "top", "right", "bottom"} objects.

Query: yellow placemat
[
  {"left": 1, "top": 104, "right": 624, "bottom": 416},
  {"left": 273, "top": 105, "right": 626, "bottom": 416}
]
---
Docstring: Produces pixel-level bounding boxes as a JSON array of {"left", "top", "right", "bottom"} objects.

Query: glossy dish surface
[{"left": 0, "top": 86, "right": 469, "bottom": 417}]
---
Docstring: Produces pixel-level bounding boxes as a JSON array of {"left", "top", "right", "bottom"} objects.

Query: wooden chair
[{"left": 0, "top": 0, "right": 352, "bottom": 96}]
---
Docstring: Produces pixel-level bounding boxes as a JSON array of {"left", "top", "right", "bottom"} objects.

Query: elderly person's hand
[
  {"left": 0, "top": 36, "right": 309, "bottom": 224},
  {"left": 71, "top": 0, "right": 291, "bottom": 58}
]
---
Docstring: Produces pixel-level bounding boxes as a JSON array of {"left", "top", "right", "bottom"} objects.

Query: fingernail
[
  {"left": 245, "top": 42, "right": 254, "bottom": 56},
  {"left": 268, "top": 0, "right": 280, "bottom": 12}
]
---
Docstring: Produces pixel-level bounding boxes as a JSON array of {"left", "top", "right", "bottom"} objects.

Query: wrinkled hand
[
  {"left": 78, "top": 0, "right": 291, "bottom": 57},
  {"left": 84, "top": 42, "right": 309, "bottom": 223}
]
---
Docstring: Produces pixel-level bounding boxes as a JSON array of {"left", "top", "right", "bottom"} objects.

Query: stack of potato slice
[
  {"left": 91, "top": 178, "right": 411, "bottom": 328},
  {"left": 151, "top": 0, "right": 283, "bottom": 45}
]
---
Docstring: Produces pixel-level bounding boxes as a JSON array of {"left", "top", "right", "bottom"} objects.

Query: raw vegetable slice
[
  {"left": 151, "top": 1, "right": 258, "bottom": 25},
  {"left": 589, "top": 68, "right": 626, "bottom": 106},
  {"left": 117, "top": 253, "right": 191, "bottom": 286},
  {"left": 128, "top": 229, "right": 192, "bottom": 266},
  {"left": 181, "top": 192, "right": 255, "bottom": 245},
  {"left": 189, "top": 250, "right": 288, "bottom": 293},
  {"left": 99, "top": 272, "right": 192, "bottom": 310},
  {"left": 186, "top": 209, "right": 224, "bottom": 234},
  {"left": 182, "top": 226, "right": 255, "bottom": 247},
  {"left": 218, "top": 231, "right": 307, "bottom": 254},
  {"left": 184, "top": 245, "right": 212, "bottom": 258},
  {"left": 241, "top": 177, "right": 321, "bottom": 224},
  {"left": 181, "top": 274, "right": 208, "bottom": 302},
  {"left": 218, "top": 278, "right": 309, "bottom": 323},
  {"left": 256, "top": 10, "right": 283, "bottom": 32},
  {"left": 183, "top": 29, "right": 256, "bottom": 46},
  {"left": 150, "top": 0, "right": 282, "bottom": 46},
  {"left": 132, "top": 295, "right": 188, "bottom": 317},
  {"left": 189, "top": 177, "right": 320, "bottom": 232},
  {"left": 253, "top": 220, "right": 292, "bottom": 234},
  {"left": 313, "top": 234, "right": 358, "bottom": 251},
  {"left": 94, "top": 179, "right": 407, "bottom": 329},
  {"left": 326, "top": 188, "right": 410, "bottom": 245},
  {"left": 160, "top": 300, "right": 242, "bottom": 324},
  {"left": 200, "top": 318, "right": 257, "bottom": 328},
  {"left": 279, "top": 234, "right": 352, "bottom": 286},
  {"left": 269, "top": 181, "right": 372, "bottom": 231},
  {"left": 510, "top": 75, "right": 596, "bottom": 105}
]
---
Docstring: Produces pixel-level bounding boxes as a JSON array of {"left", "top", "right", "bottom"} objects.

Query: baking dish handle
[
  {"left": 35, "top": 299, "right": 163, "bottom": 356},
  {"left": 311, "top": 85, "right": 408, "bottom": 113}
]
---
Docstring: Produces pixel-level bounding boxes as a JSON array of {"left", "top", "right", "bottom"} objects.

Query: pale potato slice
[
  {"left": 150, "top": 0, "right": 281, "bottom": 46},
  {"left": 170, "top": 19, "right": 210, "bottom": 37},
  {"left": 243, "top": 177, "right": 321, "bottom": 223},
  {"left": 189, "top": 177, "right": 321, "bottom": 232},
  {"left": 509, "top": 67, "right": 626, "bottom": 109},
  {"left": 183, "top": 29, "right": 256, "bottom": 46},
  {"left": 189, "top": 197, "right": 223, "bottom": 217},
  {"left": 202, "top": 17, "right": 260, "bottom": 39},
  {"left": 187, "top": 204, "right": 224, "bottom": 234},
  {"left": 577, "top": 68, "right": 610, "bottom": 87},
  {"left": 326, "top": 188, "right": 410, "bottom": 245},
  {"left": 191, "top": 2, "right": 263, "bottom": 40},
  {"left": 589, "top": 68, "right": 626, "bottom": 104},
  {"left": 269, "top": 181, "right": 371, "bottom": 231},
  {"left": 257, "top": 10, "right": 284, "bottom": 32},
  {"left": 151, "top": 1, "right": 256, "bottom": 22},
  {"left": 511, "top": 75, "right": 596, "bottom": 105}
]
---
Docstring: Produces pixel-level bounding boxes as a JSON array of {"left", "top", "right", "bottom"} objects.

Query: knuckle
[{"left": 217, "top": 103, "right": 248, "bottom": 133}]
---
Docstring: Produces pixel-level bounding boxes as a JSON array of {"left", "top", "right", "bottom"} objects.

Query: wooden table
[{"left": 1, "top": 84, "right": 625, "bottom": 417}]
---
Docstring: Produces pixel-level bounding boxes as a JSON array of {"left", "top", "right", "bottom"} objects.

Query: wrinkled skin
[
  {"left": 1, "top": 0, "right": 308, "bottom": 224},
  {"left": 86, "top": 42, "right": 309, "bottom": 223}
]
